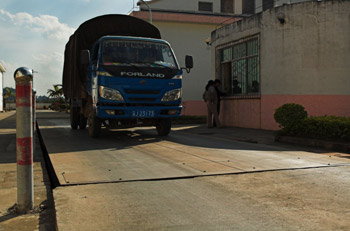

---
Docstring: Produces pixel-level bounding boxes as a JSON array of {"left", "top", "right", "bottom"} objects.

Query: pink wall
[
  {"left": 220, "top": 98, "right": 261, "bottom": 129},
  {"left": 181, "top": 100, "right": 207, "bottom": 116},
  {"left": 182, "top": 95, "right": 350, "bottom": 130}
]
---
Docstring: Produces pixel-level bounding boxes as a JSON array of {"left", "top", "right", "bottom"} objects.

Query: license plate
[{"left": 132, "top": 110, "right": 155, "bottom": 118}]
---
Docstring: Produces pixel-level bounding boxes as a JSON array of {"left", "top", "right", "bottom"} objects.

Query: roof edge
[{"left": 130, "top": 10, "right": 242, "bottom": 25}]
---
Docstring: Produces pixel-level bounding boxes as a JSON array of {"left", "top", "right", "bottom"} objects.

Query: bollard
[
  {"left": 32, "top": 89, "right": 36, "bottom": 152},
  {"left": 14, "top": 67, "right": 33, "bottom": 212}
]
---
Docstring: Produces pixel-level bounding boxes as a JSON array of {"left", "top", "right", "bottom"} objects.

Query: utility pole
[{"left": 137, "top": 0, "right": 152, "bottom": 24}]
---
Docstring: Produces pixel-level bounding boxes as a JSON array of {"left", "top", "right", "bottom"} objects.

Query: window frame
[
  {"left": 217, "top": 34, "right": 260, "bottom": 99},
  {"left": 198, "top": 1, "right": 214, "bottom": 12}
]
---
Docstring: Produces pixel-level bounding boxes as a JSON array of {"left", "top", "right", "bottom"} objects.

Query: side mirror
[
  {"left": 80, "top": 50, "right": 90, "bottom": 65},
  {"left": 181, "top": 55, "right": 193, "bottom": 74},
  {"left": 185, "top": 55, "right": 193, "bottom": 69}
]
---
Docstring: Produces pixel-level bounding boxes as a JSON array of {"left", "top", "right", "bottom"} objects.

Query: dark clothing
[
  {"left": 203, "top": 85, "right": 221, "bottom": 128},
  {"left": 213, "top": 86, "right": 225, "bottom": 127},
  {"left": 214, "top": 86, "right": 225, "bottom": 115}
]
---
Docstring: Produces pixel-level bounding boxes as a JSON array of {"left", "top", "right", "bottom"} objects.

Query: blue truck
[{"left": 62, "top": 14, "right": 193, "bottom": 137}]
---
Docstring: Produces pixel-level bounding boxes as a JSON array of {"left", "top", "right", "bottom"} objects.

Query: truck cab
[
  {"left": 63, "top": 14, "right": 193, "bottom": 138},
  {"left": 79, "top": 36, "right": 192, "bottom": 137}
]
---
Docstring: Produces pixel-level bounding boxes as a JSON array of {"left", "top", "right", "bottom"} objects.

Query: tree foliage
[
  {"left": 274, "top": 103, "right": 350, "bottom": 142},
  {"left": 47, "top": 84, "right": 67, "bottom": 111},
  {"left": 47, "top": 84, "right": 63, "bottom": 98},
  {"left": 3, "top": 87, "right": 15, "bottom": 102},
  {"left": 274, "top": 103, "right": 308, "bottom": 129}
]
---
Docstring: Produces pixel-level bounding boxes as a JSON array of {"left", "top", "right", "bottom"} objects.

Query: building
[
  {"left": 130, "top": 0, "right": 242, "bottom": 115},
  {"left": 211, "top": 1, "right": 350, "bottom": 130},
  {"left": 244, "top": 0, "right": 311, "bottom": 14},
  {"left": 0, "top": 63, "right": 5, "bottom": 112}
]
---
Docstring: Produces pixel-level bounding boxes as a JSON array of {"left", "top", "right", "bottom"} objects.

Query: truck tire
[
  {"left": 79, "top": 114, "right": 87, "bottom": 130},
  {"left": 70, "top": 107, "right": 80, "bottom": 130},
  {"left": 88, "top": 111, "right": 101, "bottom": 138},
  {"left": 156, "top": 118, "right": 171, "bottom": 136}
]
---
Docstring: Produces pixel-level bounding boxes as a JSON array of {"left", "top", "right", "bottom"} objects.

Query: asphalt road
[{"left": 37, "top": 111, "right": 350, "bottom": 231}]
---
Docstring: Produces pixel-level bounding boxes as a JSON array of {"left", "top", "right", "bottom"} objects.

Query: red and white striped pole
[
  {"left": 14, "top": 67, "right": 33, "bottom": 212},
  {"left": 32, "top": 89, "right": 36, "bottom": 151}
]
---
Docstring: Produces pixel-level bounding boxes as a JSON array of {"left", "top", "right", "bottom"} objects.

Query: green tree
[
  {"left": 3, "top": 88, "right": 15, "bottom": 110},
  {"left": 47, "top": 84, "right": 63, "bottom": 98},
  {"left": 47, "top": 84, "right": 66, "bottom": 111}
]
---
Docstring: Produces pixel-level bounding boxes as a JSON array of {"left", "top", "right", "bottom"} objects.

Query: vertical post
[
  {"left": 14, "top": 67, "right": 33, "bottom": 212},
  {"left": 139, "top": 0, "right": 152, "bottom": 24},
  {"left": 32, "top": 89, "right": 36, "bottom": 153}
]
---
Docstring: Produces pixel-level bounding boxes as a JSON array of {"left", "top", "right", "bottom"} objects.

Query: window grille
[
  {"left": 199, "top": 2, "right": 213, "bottom": 12},
  {"left": 221, "top": 0, "right": 234, "bottom": 13},
  {"left": 219, "top": 36, "right": 260, "bottom": 98}
]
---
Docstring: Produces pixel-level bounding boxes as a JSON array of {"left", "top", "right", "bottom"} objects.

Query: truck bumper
[{"left": 96, "top": 105, "right": 182, "bottom": 119}]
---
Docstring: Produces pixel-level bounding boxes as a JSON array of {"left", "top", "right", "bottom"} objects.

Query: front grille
[
  {"left": 125, "top": 89, "right": 161, "bottom": 95},
  {"left": 98, "top": 103, "right": 179, "bottom": 107},
  {"left": 129, "top": 98, "right": 156, "bottom": 102}
]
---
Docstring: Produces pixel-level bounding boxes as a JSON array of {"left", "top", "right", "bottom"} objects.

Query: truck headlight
[
  {"left": 99, "top": 86, "right": 124, "bottom": 102},
  {"left": 161, "top": 89, "right": 181, "bottom": 102}
]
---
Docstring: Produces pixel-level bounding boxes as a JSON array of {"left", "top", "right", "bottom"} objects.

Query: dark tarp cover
[{"left": 62, "top": 14, "right": 161, "bottom": 99}]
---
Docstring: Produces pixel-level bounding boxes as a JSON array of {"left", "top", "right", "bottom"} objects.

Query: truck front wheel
[
  {"left": 70, "top": 107, "right": 80, "bottom": 130},
  {"left": 156, "top": 118, "right": 171, "bottom": 136},
  {"left": 88, "top": 111, "right": 101, "bottom": 137}
]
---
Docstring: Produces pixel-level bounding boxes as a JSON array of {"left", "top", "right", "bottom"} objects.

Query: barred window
[
  {"left": 199, "top": 2, "right": 213, "bottom": 12},
  {"left": 220, "top": 36, "right": 260, "bottom": 98}
]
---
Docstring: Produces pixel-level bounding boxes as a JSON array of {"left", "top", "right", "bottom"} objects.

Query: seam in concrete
[{"left": 56, "top": 163, "right": 350, "bottom": 188}]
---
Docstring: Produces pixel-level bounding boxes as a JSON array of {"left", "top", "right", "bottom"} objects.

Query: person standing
[
  {"left": 213, "top": 79, "right": 225, "bottom": 127},
  {"left": 203, "top": 80, "right": 221, "bottom": 128}
]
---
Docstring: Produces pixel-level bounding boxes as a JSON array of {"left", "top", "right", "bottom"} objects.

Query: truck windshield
[{"left": 101, "top": 40, "right": 178, "bottom": 70}]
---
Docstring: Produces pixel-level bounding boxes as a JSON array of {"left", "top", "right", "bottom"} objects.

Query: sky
[{"left": 0, "top": 0, "right": 138, "bottom": 96}]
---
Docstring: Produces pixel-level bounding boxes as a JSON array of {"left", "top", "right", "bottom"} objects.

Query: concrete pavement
[
  {"left": 39, "top": 114, "right": 349, "bottom": 187},
  {"left": 37, "top": 111, "right": 350, "bottom": 231},
  {"left": 54, "top": 165, "right": 350, "bottom": 231},
  {"left": 39, "top": 113, "right": 349, "bottom": 231},
  {"left": 1, "top": 110, "right": 350, "bottom": 231},
  {"left": 0, "top": 111, "right": 56, "bottom": 231}
]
